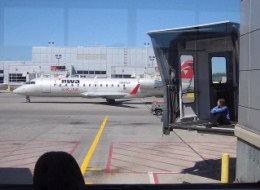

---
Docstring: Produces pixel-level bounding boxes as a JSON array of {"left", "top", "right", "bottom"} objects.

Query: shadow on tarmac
[
  {"left": 24, "top": 100, "right": 141, "bottom": 109},
  {"left": 23, "top": 99, "right": 152, "bottom": 109},
  {"left": 181, "top": 158, "right": 236, "bottom": 182}
]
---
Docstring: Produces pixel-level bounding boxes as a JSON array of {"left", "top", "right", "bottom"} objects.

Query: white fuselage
[{"left": 13, "top": 77, "right": 163, "bottom": 100}]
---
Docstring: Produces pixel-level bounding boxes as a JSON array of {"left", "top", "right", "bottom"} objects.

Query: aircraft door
[
  {"left": 41, "top": 78, "right": 51, "bottom": 93},
  {"left": 179, "top": 54, "right": 197, "bottom": 120},
  {"left": 209, "top": 52, "right": 236, "bottom": 120}
]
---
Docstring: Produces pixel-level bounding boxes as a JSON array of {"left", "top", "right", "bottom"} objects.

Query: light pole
[
  {"left": 144, "top": 42, "right": 150, "bottom": 74},
  {"left": 48, "top": 41, "right": 54, "bottom": 46},
  {"left": 149, "top": 55, "right": 155, "bottom": 67},
  {"left": 55, "top": 54, "right": 62, "bottom": 66}
]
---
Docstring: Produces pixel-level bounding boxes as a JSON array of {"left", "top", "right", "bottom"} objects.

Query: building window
[
  {"left": 0, "top": 70, "right": 3, "bottom": 83},
  {"left": 211, "top": 57, "right": 227, "bottom": 84},
  {"left": 180, "top": 55, "right": 195, "bottom": 103},
  {"left": 77, "top": 70, "right": 88, "bottom": 74},
  {"left": 9, "top": 73, "right": 26, "bottom": 82},
  {"left": 95, "top": 71, "right": 106, "bottom": 74}
]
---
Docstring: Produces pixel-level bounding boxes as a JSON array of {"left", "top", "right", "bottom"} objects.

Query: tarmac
[{"left": 0, "top": 93, "right": 237, "bottom": 184}]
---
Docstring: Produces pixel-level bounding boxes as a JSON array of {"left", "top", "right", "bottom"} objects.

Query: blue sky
[{"left": 1, "top": 0, "right": 240, "bottom": 60}]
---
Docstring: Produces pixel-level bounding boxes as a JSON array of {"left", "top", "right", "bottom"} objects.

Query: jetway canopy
[
  {"left": 147, "top": 21, "right": 239, "bottom": 135},
  {"left": 147, "top": 20, "right": 239, "bottom": 87},
  {"left": 148, "top": 21, "right": 239, "bottom": 48}
]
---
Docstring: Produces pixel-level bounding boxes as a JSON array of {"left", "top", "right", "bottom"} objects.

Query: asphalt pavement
[{"left": 0, "top": 93, "right": 237, "bottom": 184}]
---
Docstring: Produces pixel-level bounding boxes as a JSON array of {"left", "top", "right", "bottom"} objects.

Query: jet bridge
[{"left": 147, "top": 21, "right": 239, "bottom": 135}]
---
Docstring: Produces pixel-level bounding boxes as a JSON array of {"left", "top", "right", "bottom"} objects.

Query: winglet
[{"left": 130, "top": 84, "right": 140, "bottom": 95}]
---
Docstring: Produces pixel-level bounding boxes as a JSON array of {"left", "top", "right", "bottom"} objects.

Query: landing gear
[
  {"left": 155, "top": 109, "right": 163, "bottom": 116},
  {"left": 26, "top": 96, "right": 31, "bottom": 103},
  {"left": 106, "top": 99, "right": 116, "bottom": 104}
]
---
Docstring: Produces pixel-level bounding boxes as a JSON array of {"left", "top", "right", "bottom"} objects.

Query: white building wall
[{"left": 0, "top": 46, "right": 159, "bottom": 84}]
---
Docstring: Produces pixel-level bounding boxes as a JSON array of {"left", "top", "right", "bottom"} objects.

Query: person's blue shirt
[{"left": 210, "top": 105, "right": 230, "bottom": 120}]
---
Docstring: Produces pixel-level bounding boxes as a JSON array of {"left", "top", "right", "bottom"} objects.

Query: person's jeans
[{"left": 210, "top": 112, "right": 230, "bottom": 125}]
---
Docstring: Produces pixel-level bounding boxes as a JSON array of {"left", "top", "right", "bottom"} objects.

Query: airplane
[{"left": 13, "top": 76, "right": 164, "bottom": 104}]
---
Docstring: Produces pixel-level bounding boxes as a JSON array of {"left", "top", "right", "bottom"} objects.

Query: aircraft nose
[{"left": 13, "top": 87, "right": 24, "bottom": 94}]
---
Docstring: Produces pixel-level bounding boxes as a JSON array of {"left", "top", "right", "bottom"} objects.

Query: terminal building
[{"left": 0, "top": 46, "right": 158, "bottom": 86}]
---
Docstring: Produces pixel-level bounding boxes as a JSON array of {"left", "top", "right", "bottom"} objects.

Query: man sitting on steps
[{"left": 207, "top": 98, "right": 230, "bottom": 127}]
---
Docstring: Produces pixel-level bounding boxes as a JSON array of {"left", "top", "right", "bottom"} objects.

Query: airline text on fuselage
[{"left": 61, "top": 80, "right": 80, "bottom": 84}]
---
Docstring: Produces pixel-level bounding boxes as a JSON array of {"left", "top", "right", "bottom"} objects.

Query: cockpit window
[{"left": 25, "top": 81, "right": 35, "bottom": 84}]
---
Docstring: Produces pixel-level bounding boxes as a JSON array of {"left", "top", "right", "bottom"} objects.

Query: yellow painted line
[
  {"left": 85, "top": 182, "right": 93, "bottom": 185},
  {"left": 87, "top": 167, "right": 103, "bottom": 171},
  {"left": 80, "top": 115, "right": 108, "bottom": 175}
]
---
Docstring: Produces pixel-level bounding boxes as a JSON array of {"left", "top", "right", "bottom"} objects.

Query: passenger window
[
  {"left": 180, "top": 55, "right": 194, "bottom": 103},
  {"left": 71, "top": 84, "right": 74, "bottom": 87},
  {"left": 117, "top": 84, "right": 119, "bottom": 87},
  {"left": 111, "top": 84, "right": 114, "bottom": 87},
  {"left": 59, "top": 84, "right": 61, "bottom": 87},
  {"left": 83, "top": 84, "right": 85, "bottom": 87},
  {"left": 211, "top": 57, "right": 227, "bottom": 84},
  {"left": 100, "top": 84, "right": 102, "bottom": 87},
  {"left": 95, "top": 84, "right": 97, "bottom": 87},
  {"left": 106, "top": 84, "right": 108, "bottom": 87},
  {"left": 89, "top": 84, "right": 91, "bottom": 87}
]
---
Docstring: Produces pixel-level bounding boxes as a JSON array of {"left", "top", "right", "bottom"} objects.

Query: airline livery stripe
[{"left": 130, "top": 84, "right": 140, "bottom": 95}]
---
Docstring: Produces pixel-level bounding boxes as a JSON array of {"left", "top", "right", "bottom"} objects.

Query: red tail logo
[{"left": 130, "top": 84, "right": 140, "bottom": 95}]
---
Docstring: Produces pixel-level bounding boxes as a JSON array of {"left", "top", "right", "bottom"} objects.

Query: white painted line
[{"left": 148, "top": 172, "right": 155, "bottom": 184}]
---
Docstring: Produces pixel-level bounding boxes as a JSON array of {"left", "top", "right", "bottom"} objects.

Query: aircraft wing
[
  {"left": 80, "top": 84, "right": 140, "bottom": 99},
  {"left": 80, "top": 92, "right": 130, "bottom": 99}
]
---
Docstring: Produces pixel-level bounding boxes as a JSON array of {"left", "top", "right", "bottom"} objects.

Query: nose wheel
[{"left": 26, "top": 96, "right": 31, "bottom": 103}]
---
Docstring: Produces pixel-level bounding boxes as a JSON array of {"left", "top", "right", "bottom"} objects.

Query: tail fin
[{"left": 130, "top": 84, "right": 140, "bottom": 95}]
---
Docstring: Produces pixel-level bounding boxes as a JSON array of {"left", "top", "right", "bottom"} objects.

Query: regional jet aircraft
[{"left": 13, "top": 76, "right": 163, "bottom": 103}]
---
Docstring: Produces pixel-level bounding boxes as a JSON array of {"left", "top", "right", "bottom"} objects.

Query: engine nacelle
[{"left": 138, "top": 78, "right": 162, "bottom": 88}]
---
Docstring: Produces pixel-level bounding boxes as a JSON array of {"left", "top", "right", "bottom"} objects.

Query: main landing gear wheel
[
  {"left": 106, "top": 99, "right": 116, "bottom": 104},
  {"left": 26, "top": 96, "right": 31, "bottom": 103},
  {"left": 155, "top": 109, "right": 163, "bottom": 116}
]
